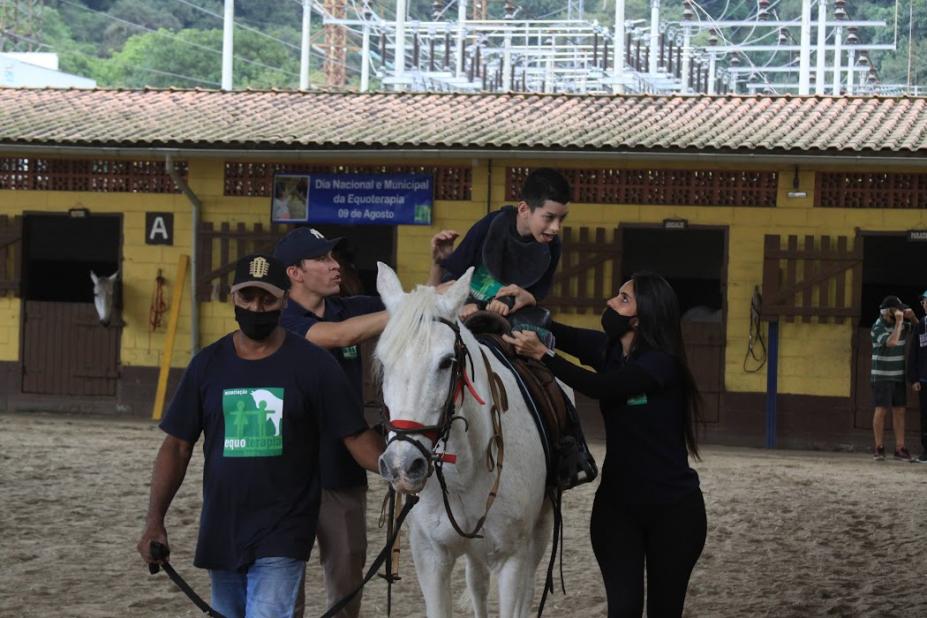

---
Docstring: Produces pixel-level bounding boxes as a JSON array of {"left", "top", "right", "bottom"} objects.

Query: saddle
[{"left": 465, "top": 310, "right": 598, "bottom": 491}]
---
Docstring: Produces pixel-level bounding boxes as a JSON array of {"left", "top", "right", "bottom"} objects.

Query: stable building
[{"left": 1, "top": 88, "right": 926, "bottom": 450}]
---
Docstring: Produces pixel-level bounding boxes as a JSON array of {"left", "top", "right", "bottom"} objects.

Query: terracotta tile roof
[{"left": 1, "top": 87, "right": 927, "bottom": 155}]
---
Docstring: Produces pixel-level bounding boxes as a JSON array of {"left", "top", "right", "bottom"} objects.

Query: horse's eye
[{"left": 438, "top": 355, "right": 454, "bottom": 370}]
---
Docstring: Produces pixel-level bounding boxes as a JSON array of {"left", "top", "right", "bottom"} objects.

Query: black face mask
[
  {"left": 235, "top": 306, "right": 281, "bottom": 341},
  {"left": 601, "top": 307, "right": 636, "bottom": 341}
]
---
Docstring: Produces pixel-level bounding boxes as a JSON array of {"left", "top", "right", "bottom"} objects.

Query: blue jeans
[{"left": 209, "top": 557, "right": 305, "bottom": 618}]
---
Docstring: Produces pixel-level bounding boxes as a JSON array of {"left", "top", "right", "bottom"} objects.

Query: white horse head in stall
[
  {"left": 90, "top": 270, "right": 119, "bottom": 327},
  {"left": 375, "top": 263, "right": 552, "bottom": 617}
]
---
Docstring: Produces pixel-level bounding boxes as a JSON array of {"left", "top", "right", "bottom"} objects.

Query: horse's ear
[
  {"left": 376, "top": 262, "right": 404, "bottom": 313},
  {"left": 108, "top": 270, "right": 119, "bottom": 282},
  {"left": 436, "top": 267, "right": 474, "bottom": 318},
  {"left": 90, "top": 271, "right": 99, "bottom": 284}
]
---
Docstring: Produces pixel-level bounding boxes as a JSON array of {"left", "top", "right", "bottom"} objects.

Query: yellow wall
[
  {"left": 3, "top": 154, "right": 927, "bottom": 398},
  {"left": 0, "top": 170, "right": 195, "bottom": 368}
]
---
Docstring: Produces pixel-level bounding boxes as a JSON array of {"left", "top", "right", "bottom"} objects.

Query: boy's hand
[
  {"left": 459, "top": 303, "right": 479, "bottom": 320},
  {"left": 488, "top": 285, "right": 535, "bottom": 316},
  {"left": 904, "top": 308, "right": 916, "bottom": 322},
  {"left": 431, "top": 230, "right": 459, "bottom": 264}
]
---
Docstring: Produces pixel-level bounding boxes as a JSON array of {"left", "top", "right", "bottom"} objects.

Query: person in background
[
  {"left": 907, "top": 290, "right": 927, "bottom": 464},
  {"left": 136, "top": 253, "right": 383, "bottom": 618},
  {"left": 274, "top": 228, "right": 386, "bottom": 618},
  {"left": 870, "top": 295, "right": 918, "bottom": 462},
  {"left": 504, "top": 271, "right": 706, "bottom": 618}
]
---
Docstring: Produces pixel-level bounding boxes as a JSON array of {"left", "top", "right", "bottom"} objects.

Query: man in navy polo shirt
[
  {"left": 274, "top": 228, "right": 387, "bottom": 618},
  {"left": 136, "top": 253, "right": 384, "bottom": 618}
]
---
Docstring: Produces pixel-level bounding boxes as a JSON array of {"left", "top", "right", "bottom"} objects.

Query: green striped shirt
[{"left": 871, "top": 317, "right": 909, "bottom": 382}]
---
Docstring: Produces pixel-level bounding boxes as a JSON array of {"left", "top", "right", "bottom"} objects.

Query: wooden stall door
[
  {"left": 22, "top": 301, "right": 121, "bottom": 396},
  {"left": 683, "top": 322, "right": 723, "bottom": 423}
]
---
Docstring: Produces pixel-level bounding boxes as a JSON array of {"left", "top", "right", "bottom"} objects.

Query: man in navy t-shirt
[
  {"left": 429, "top": 168, "right": 571, "bottom": 319},
  {"left": 136, "top": 253, "right": 384, "bottom": 618},
  {"left": 274, "top": 228, "right": 387, "bottom": 618}
]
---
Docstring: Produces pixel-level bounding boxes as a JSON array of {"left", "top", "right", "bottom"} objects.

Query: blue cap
[
  {"left": 920, "top": 290, "right": 927, "bottom": 299},
  {"left": 273, "top": 228, "right": 343, "bottom": 267}
]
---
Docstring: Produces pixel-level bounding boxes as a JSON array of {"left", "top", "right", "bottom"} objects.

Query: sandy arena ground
[{"left": 2, "top": 412, "right": 926, "bottom": 617}]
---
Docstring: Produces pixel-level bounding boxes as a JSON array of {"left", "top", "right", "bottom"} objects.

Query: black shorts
[{"left": 872, "top": 381, "right": 907, "bottom": 408}]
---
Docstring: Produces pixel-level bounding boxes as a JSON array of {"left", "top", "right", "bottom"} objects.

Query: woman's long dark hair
[{"left": 629, "top": 271, "right": 702, "bottom": 459}]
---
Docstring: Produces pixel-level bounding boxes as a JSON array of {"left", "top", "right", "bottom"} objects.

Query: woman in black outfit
[{"left": 504, "top": 271, "right": 706, "bottom": 618}]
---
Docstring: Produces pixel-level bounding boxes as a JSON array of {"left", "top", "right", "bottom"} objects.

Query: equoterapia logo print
[{"left": 222, "top": 387, "right": 284, "bottom": 457}]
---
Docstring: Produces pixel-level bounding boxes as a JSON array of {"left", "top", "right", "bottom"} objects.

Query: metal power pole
[
  {"left": 798, "top": 0, "right": 812, "bottom": 94},
  {"left": 649, "top": 0, "right": 660, "bottom": 74},
  {"left": 300, "top": 0, "right": 312, "bottom": 90},
  {"left": 222, "top": 0, "right": 234, "bottom": 90},
  {"left": 815, "top": 0, "right": 826, "bottom": 94}
]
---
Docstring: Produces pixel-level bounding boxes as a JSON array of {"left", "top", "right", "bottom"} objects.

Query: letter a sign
[{"left": 145, "top": 212, "right": 173, "bottom": 245}]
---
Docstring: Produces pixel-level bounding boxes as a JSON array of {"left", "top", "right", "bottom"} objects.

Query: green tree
[{"left": 100, "top": 27, "right": 302, "bottom": 89}]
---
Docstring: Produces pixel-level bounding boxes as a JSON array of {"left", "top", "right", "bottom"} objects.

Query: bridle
[{"left": 382, "top": 316, "right": 508, "bottom": 539}]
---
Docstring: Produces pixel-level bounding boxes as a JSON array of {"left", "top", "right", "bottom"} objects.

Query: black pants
[
  {"left": 590, "top": 488, "right": 706, "bottom": 618},
  {"left": 920, "top": 384, "right": 927, "bottom": 455}
]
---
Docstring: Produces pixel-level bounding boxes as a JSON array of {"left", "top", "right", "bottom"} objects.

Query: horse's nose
[
  {"left": 100, "top": 319, "right": 110, "bottom": 327},
  {"left": 406, "top": 456, "right": 429, "bottom": 480},
  {"left": 378, "top": 454, "right": 396, "bottom": 482}
]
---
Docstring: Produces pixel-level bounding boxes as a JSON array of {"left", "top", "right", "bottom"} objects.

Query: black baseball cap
[
  {"left": 880, "top": 295, "right": 909, "bottom": 311},
  {"left": 273, "top": 227, "right": 344, "bottom": 267},
  {"left": 231, "top": 253, "right": 289, "bottom": 298}
]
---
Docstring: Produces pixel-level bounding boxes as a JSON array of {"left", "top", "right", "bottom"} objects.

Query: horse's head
[
  {"left": 90, "top": 270, "right": 119, "bottom": 327},
  {"left": 374, "top": 262, "right": 474, "bottom": 494}
]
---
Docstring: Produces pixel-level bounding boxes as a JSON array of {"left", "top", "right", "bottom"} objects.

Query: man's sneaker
[
  {"left": 913, "top": 453, "right": 927, "bottom": 463},
  {"left": 873, "top": 446, "right": 886, "bottom": 461},
  {"left": 894, "top": 447, "right": 913, "bottom": 461}
]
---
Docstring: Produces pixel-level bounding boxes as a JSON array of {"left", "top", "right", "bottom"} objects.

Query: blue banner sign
[{"left": 306, "top": 173, "right": 433, "bottom": 225}]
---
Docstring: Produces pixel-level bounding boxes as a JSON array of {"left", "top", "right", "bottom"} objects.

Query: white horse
[
  {"left": 375, "top": 263, "right": 552, "bottom": 618},
  {"left": 90, "top": 270, "right": 119, "bottom": 327}
]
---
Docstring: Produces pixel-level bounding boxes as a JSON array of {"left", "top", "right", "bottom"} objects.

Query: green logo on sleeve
[
  {"left": 341, "top": 345, "right": 359, "bottom": 359},
  {"left": 222, "top": 387, "right": 285, "bottom": 457},
  {"left": 626, "top": 393, "right": 648, "bottom": 406},
  {"left": 470, "top": 265, "right": 504, "bottom": 302}
]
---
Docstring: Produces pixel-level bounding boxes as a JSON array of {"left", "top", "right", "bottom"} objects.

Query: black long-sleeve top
[
  {"left": 542, "top": 321, "right": 700, "bottom": 505},
  {"left": 908, "top": 317, "right": 927, "bottom": 383}
]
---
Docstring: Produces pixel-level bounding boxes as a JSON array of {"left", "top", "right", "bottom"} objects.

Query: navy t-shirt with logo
[
  {"left": 159, "top": 331, "right": 367, "bottom": 571},
  {"left": 280, "top": 295, "right": 385, "bottom": 490}
]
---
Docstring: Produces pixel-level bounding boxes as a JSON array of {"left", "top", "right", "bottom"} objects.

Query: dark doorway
[
  {"left": 853, "top": 233, "right": 927, "bottom": 431},
  {"left": 620, "top": 226, "right": 728, "bottom": 422},
  {"left": 312, "top": 224, "right": 395, "bottom": 296},
  {"left": 21, "top": 213, "right": 122, "bottom": 396}
]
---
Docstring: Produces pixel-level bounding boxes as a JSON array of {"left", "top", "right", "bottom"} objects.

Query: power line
[
  {"left": 173, "top": 0, "right": 361, "bottom": 76},
  {"left": 3, "top": 25, "right": 221, "bottom": 87},
  {"left": 57, "top": 0, "right": 300, "bottom": 79}
]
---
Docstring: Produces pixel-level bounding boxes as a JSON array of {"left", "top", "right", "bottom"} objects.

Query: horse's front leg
[
  {"left": 496, "top": 553, "right": 537, "bottom": 618},
  {"left": 464, "top": 553, "right": 490, "bottom": 618},
  {"left": 497, "top": 508, "right": 553, "bottom": 618},
  {"left": 410, "top": 524, "right": 456, "bottom": 618}
]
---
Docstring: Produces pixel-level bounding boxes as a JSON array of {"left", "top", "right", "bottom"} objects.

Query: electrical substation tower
[{"left": 309, "top": 0, "right": 911, "bottom": 94}]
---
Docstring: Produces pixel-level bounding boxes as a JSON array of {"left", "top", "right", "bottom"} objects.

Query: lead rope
[{"left": 320, "top": 490, "right": 418, "bottom": 618}]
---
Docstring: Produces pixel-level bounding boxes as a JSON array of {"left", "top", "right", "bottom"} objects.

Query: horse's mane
[{"left": 374, "top": 285, "right": 445, "bottom": 378}]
